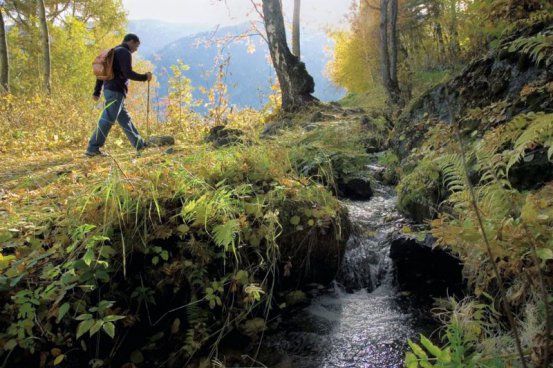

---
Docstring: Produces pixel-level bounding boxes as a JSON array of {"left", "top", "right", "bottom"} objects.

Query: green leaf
[
  {"left": 76, "top": 319, "right": 95, "bottom": 339},
  {"left": 289, "top": 216, "right": 301, "bottom": 226},
  {"left": 57, "top": 303, "right": 71, "bottom": 323},
  {"left": 438, "top": 347, "right": 452, "bottom": 363},
  {"left": 4, "top": 339, "right": 17, "bottom": 351},
  {"left": 405, "top": 352, "right": 419, "bottom": 368},
  {"left": 53, "top": 354, "right": 65, "bottom": 366},
  {"left": 98, "top": 246, "right": 115, "bottom": 258},
  {"left": 75, "top": 313, "right": 93, "bottom": 321},
  {"left": 83, "top": 248, "right": 94, "bottom": 267},
  {"left": 213, "top": 219, "right": 240, "bottom": 248},
  {"left": 102, "top": 322, "right": 115, "bottom": 338},
  {"left": 537, "top": 248, "right": 553, "bottom": 261},
  {"left": 420, "top": 335, "right": 442, "bottom": 358},
  {"left": 103, "top": 315, "right": 125, "bottom": 322},
  {"left": 89, "top": 320, "right": 104, "bottom": 337},
  {"left": 130, "top": 350, "right": 145, "bottom": 364},
  {"left": 177, "top": 224, "right": 189, "bottom": 234},
  {"left": 408, "top": 339, "right": 428, "bottom": 360}
]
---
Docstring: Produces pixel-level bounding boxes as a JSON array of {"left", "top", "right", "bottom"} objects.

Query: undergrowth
[
  {"left": 401, "top": 109, "right": 553, "bottom": 366},
  {"left": 0, "top": 92, "right": 349, "bottom": 367}
]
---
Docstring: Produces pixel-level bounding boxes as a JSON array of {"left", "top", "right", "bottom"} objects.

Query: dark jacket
[{"left": 93, "top": 43, "right": 147, "bottom": 97}]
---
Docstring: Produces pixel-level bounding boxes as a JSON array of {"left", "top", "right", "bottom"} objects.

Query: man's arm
[
  {"left": 93, "top": 79, "right": 103, "bottom": 100},
  {"left": 118, "top": 49, "right": 148, "bottom": 82}
]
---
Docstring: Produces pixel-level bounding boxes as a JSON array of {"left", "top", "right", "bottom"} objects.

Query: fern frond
[
  {"left": 212, "top": 219, "right": 240, "bottom": 255},
  {"left": 506, "top": 113, "right": 553, "bottom": 171},
  {"left": 507, "top": 32, "right": 553, "bottom": 66}
]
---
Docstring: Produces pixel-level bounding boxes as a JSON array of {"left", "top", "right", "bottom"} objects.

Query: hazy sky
[{"left": 122, "top": 0, "right": 353, "bottom": 29}]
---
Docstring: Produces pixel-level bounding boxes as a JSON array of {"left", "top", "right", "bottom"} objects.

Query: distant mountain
[
  {"left": 128, "top": 20, "right": 210, "bottom": 56},
  {"left": 130, "top": 21, "right": 345, "bottom": 109}
]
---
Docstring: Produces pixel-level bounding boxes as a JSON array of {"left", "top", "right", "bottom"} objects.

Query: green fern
[
  {"left": 181, "top": 298, "right": 209, "bottom": 358},
  {"left": 506, "top": 113, "right": 553, "bottom": 171},
  {"left": 437, "top": 153, "right": 471, "bottom": 211},
  {"left": 507, "top": 31, "right": 553, "bottom": 66},
  {"left": 212, "top": 219, "right": 240, "bottom": 254}
]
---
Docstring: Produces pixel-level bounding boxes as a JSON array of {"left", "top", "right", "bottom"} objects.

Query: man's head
[{"left": 123, "top": 34, "right": 140, "bottom": 53}]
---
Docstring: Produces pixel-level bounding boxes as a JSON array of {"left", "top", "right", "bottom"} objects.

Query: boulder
[
  {"left": 146, "top": 135, "right": 175, "bottom": 147},
  {"left": 336, "top": 177, "right": 373, "bottom": 200},
  {"left": 389, "top": 234, "right": 465, "bottom": 298},
  {"left": 205, "top": 126, "right": 244, "bottom": 148},
  {"left": 278, "top": 206, "right": 351, "bottom": 287}
]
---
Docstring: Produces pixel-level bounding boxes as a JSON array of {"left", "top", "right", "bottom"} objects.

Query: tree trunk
[
  {"left": 379, "top": 0, "right": 391, "bottom": 91},
  {"left": 389, "top": 0, "right": 400, "bottom": 99},
  {"left": 379, "top": 0, "right": 401, "bottom": 105},
  {"left": 448, "top": 0, "right": 460, "bottom": 62},
  {"left": 435, "top": 22, "right": 446, "bottom": 67},
  {"left": 262, "top": 0, "right": 315, "bottom": 112},
  {"left": 292, "top": 0, "right": 300, "bottom": 58},
  {"left": 37, "top": 0, "right": 51, "bottom": 94},
  {"left": 0, "top": 5, "right": 9, "bottom": 93}
]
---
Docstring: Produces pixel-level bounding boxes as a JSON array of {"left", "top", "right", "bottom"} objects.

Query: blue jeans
[{"left": 87, "top": 89, "right": 145, "bottom": 153}]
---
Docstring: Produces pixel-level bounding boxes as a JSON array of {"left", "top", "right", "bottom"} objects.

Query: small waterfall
[
  {"left": 258, "top": 168, "right": 431, "bottom": 368},
  {"left": 337, "top": 184, "right": 403, "bottom": 291}
]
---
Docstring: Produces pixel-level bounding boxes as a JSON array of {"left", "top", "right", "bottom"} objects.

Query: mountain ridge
[{"left": 128, "top": 20, "right": 345, "bottom": 109}]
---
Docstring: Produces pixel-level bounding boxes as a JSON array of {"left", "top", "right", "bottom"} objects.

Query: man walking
[{"left": 86, "top": 33, "right": 153, "bottom": 156}]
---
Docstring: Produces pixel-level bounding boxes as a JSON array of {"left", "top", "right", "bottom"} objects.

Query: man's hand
[
  {"left": 146, "top": 72, "right": 153, "bottom": 82},
  {"left": 92, "top": 95, "right": 100, "bottom": 102}
]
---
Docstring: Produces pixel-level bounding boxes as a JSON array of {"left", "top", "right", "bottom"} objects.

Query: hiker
[{"left": 85, "top": 33, "right": 153, "bottom": 157}]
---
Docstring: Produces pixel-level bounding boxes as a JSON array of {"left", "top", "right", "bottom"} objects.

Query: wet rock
[
  {"left": 337, "top": 177, "right": 373, "bottom": 200},
  {"left": 389, "top": 234, "right": 465, "bottom": 298},
  {"left": 278, "top": 206, "right": 351, "bottom": 287},
  {"left": 285, "top": 290, "right": 308, "bottom": 306},
  {"left": 261, "top": 118, "right": 293, "bottom": 137},
  {"left": 205, "top": 126, "right": 244, "bottom": 148}
]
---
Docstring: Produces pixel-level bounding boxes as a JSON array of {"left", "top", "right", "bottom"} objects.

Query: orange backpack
[{"left": 92, "top": 49, "right": 115, "bottom": 81}]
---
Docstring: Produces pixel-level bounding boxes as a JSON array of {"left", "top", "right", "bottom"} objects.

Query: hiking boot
[
  {"left": 84, "top": 150, "right": 108, "bottom": 157},
  {"left": 136, "top": 141, "right": 150, "bottom": 153}
]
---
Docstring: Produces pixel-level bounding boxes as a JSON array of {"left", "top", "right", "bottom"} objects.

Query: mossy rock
[
  {"left": 396, "top": 160, "right": 444, "bottom": 223},
  {"left": 261, "top": 118, "right": 293, "bottom": 137},
  {"left": 277, "top": 202, "right": 351, "bottom": 287},
  {"left": 205, "top": 125, "right": 244, "bottom": 148},
  {"left": 336, "top": 177, "right": 373, "bottom": 200},
  {"left": 146, "top": 135, "right": 175, "bottom": 147},
  {"left": 392, "top": 21, "right": 553, "bottom": 162}
]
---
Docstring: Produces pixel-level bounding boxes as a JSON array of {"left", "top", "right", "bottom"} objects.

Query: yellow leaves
[{"left": 0, "top": 253, "right": 16, "bottom": 270}]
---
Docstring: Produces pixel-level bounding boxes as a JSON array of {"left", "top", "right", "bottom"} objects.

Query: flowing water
[{"left": 258, "top": 173, "right": 435, "bottom": 368}]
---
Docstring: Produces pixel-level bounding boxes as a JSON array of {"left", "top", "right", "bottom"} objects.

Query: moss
[
  {"left": 379, "top": 152, "right": 400, "bottom": 185},
  {"left": 396, "top": 160, "right": 443, "bottom": 223}
]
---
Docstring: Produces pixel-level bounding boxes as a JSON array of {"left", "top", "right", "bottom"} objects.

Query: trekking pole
[{"left": 146, "top": 79, "right": 151, "bottom": 139}]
